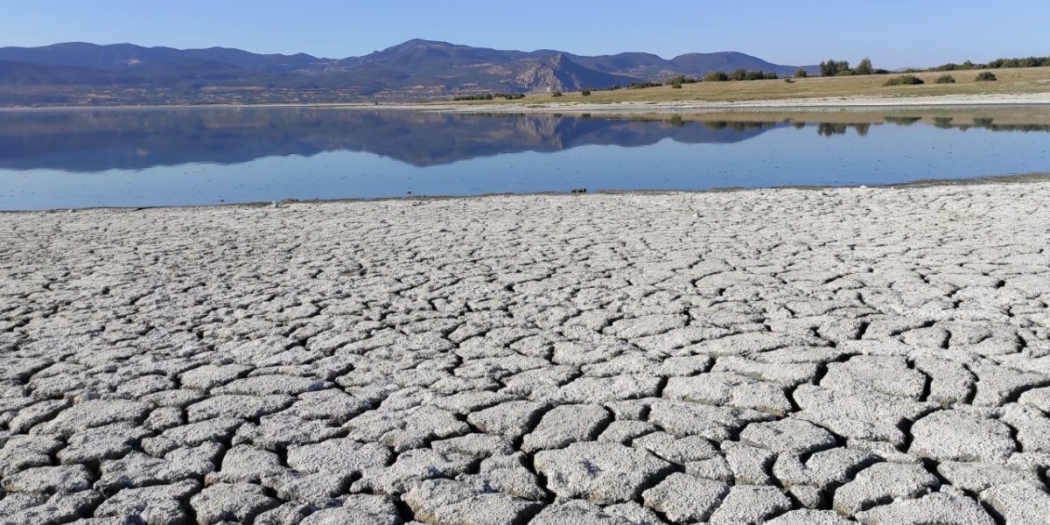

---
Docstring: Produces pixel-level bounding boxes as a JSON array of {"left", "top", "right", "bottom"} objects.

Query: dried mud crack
[{"left": 2, "top": 184, "right": 1050, "bottom": 524}]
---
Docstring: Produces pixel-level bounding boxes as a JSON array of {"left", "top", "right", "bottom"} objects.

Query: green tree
[
  {"left": 820, "top": 59, "right": 849, "bottom": 76},
  {"left": 794, "top": 68, "right": 809, "bottom": 78},
  {"left": 855, "top": 58, "right": 874, "bottom": 75},
  {"left": 819, "top": 60, "right": 832, "bottom": 76},
  {"left": 820, "top": 59, "right": 851, "bottom": 76},
  {"left": 704, "top": 71, "right": 729, "bottom": 82}
]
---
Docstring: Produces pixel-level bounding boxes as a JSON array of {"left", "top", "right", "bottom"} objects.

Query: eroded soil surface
[{"left": 2, "top": 185, "right": 1050, "bottom": 524}]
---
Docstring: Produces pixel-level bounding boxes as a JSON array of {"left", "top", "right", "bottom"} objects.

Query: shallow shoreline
[
  {"left": 4, "top": 172, "right": 1050, "bottom": 214},
  {"left": 2, "top": 181, "right": 1049, "bottom": 523}
]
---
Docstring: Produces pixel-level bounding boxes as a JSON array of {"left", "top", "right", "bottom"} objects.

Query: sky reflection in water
[{"left": 1, "top": 108, "right": 1048, "bottom": 210}]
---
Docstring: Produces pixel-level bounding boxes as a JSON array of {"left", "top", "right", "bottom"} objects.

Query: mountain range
[{"left": 0, "top": 40, "right": 818, "bottom": 102}]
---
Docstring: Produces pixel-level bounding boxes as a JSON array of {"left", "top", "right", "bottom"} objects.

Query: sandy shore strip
[
  {"left": 407, "top": 92, "right": 1050, "bottom": 115},
  {"left": 2, "top": 92, "right": 1050, "bottom": 114},
  {"left": 2, "top": 183, "right": 1050, "bottom": 523}
]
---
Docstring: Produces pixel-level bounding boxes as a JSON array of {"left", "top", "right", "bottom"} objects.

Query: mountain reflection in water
[
  {"left": 0, "top": 109, "right": 781, "bottom": 172},
  {"left": 3, "top": 107, "right": 1050, "bottom": 210},
  {"left": 4, "top": 108, "right": 1045, "bottom": 174}
]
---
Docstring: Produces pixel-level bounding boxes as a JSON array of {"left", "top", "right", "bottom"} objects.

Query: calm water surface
[{"left": 2, "top": 107, "right": 1050, "bottom": 210}]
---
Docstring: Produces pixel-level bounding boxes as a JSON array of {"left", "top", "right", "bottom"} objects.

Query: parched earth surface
[{"left": 3, "top": 184, "right": 1050, "bottom": 525}]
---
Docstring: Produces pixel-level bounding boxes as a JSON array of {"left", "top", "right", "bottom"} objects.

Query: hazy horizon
[{"left": 3, "top": 0, "right": 1049, "bottom": 69}]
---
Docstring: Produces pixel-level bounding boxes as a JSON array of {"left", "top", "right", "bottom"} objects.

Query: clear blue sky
[{"left": 3, "top": 0, "right": 1048, "bottom": 68}]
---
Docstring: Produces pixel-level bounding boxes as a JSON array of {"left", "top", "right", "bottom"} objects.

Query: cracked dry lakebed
[{"left": 2, "top": 182, "right": 1050, "bottom": 525}]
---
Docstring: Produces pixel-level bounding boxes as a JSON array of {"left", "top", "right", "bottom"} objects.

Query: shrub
[
  {"left": 705, "top": 70, "right": 774, "bottom": 82},
  {"left": 671, "top": 83, "right": 682, "bottom": 89},
  {"left": 794, "top": 68, "right": 809, "bottom": 78},
  {"left": 883, "top": 75, "right": 925, "bottom": 86},
  {"left": 452, "top": 93, "right": 495, "bottom": 101},
  {"left": 665, "top": 75, "right": 698, "bottom": 85},
  {"left": 704, "top": 71, "right": 729, "bottom": 82},
  {"left": 986, "top": 56, "right": 1050, "bottom": 68},
  {"left": 975, "top": 71, "right": 998, "bottom": 81},
  {"left": 935, "top": 74, "right": 956, "bottom": 84},
  {"left": 581, "top": 90, "right": 591, "bottom": 96},
  {"left": 784, "top": 78, "right": 795, "bottom": 83},
  {"left": 551, "top": 91, "right": 563, "bottom": 97},
  {"left": 628, "top": 81, "right": 662, "bottom": 89}
]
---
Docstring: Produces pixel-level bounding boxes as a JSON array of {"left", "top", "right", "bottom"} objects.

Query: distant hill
[
  {"left": 567, "top": 50, "right": 809, "bottom": 79},
  {"left": 0, "top": 42, "right": 317, "bottom": 71},
  {"left": 327, "top": 40, "right": 640, "bottom": 94},
  {"left": 0, "top": 60, "right": 144, "bottom": 86},
  {"left": 0, "top": 40, "right": 819, "bottom": 103},
  {"left": 672, "top": 52, "right": 806, "bottom": 78}
]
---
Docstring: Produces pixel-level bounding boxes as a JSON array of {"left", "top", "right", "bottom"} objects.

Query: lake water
[{"left": 2, "top": 107, "right": 1050, "bottom": 210}]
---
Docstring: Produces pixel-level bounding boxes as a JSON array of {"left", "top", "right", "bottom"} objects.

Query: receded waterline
[{"left": 2, "top": 107, "right": 1049, "bottom": 210}]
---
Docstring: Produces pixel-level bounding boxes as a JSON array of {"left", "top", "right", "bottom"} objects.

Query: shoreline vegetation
[{"left": 437, "top": 67, "right": 1050, "bottom": 108}]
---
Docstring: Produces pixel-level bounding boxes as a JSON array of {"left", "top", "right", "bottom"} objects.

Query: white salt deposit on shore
[{"left": 2, "top": 183, "right": 1050, "bottom": 523}]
